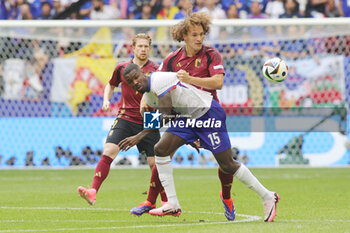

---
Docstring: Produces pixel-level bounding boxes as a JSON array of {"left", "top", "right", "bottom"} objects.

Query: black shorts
[{"left": 106, "top": 118, "right": 160, "bottom": 157}]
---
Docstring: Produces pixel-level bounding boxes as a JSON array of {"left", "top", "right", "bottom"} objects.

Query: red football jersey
[
  {"left": 109, "top": 59, "right": 159, "bottom": 124},
  {"left": 158, "top": 45, "right": 225, "bottom": 101}
]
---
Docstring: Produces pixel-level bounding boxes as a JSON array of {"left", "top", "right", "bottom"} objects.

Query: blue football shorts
[{"left": 166, "top": 100, "right": 231, "bottom": 154}]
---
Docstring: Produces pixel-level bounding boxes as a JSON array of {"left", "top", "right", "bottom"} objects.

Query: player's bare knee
[
  {"left": 147, "top": 157, "right": 155, "bottom": 169},
  {"left": 232, "top": 160, "right": 241, "bottom": 171},
  {"left": 148, "top": 163, "right": 155, "bottom": 170},
  {"left": 220, "top": 165, "right": 233, "bottom": 174},
  {"left": 154, "top": 143, "right": 169, "bottom": 156},
  {"left": 219, "top": 162, "right": 237, "bottom": 174},
  {"left": 103, "top": 143, "right": 120, "bottom": 159}
]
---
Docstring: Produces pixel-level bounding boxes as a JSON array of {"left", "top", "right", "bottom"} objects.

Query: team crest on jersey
[{"left": 195, "top": 58, "right": 201, "bottom": 68}]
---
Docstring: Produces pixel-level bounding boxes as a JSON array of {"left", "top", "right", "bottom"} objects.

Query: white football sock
[
  {"left": 234, "top": 164, "right": 273, "bottom": 201},
  {"left": 155, "top": 156, "right": 179, "bottom": 206}
]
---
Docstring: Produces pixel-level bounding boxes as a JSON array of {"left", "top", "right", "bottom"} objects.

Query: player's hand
[
  {"left": 189, "top": 142, "right": 200, "bottom": 154},
  {"left": 177, "top": 70, "right": 191, "bottom": 84},
  {"left": 140, "top": 95, "right": 150, "bottom": 115},
  {"left": 140, "top": 103, "right": 151, "bottom": 116},
  {"left": 193, "top": 139, "right": 202, "bottom": 148},
  {"left": 140, "top": 105, "right": 151, "bottom": 116},
  {"left": 118, "top": 135, "right": 141, "bottom": 152},
  {"left": 102, "top": 101, "right": 110, "bottom": 112}
]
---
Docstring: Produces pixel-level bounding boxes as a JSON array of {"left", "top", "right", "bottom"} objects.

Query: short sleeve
[
  {"left": 150, "top": 72, "right": 179, "bottom": 97},
  {"left": 208, "top": 49, "right": 225, "bottom": 77},
  {"left": 109, "top": 64, "right": 123, "bottom": 86}
]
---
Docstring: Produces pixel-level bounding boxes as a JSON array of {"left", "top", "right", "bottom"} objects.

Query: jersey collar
[
  {"left": 183, "top": 46, "right": 204, "bottom": 57},
  {"left": 131, "top": 59, "right": 150, "bottom": 68},
  {"left": 146, "top": 72, "right": 153, "bottom": 92}
]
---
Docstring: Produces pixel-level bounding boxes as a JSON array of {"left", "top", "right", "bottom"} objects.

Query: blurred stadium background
[
  {"left": 1, "top": 2, "right": 350, "bottom": 232},
  {"left": 0, "top": 17, "right": 349, "bottom": 168}
]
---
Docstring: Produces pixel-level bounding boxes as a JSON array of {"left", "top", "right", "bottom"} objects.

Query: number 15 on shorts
[{"left": 208, "top": 132, "right": 221, "bottom": 146}]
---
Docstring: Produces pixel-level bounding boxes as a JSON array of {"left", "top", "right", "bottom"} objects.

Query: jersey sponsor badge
[{"left": 213, "top": 65, "right": 224, "bottom": 70}]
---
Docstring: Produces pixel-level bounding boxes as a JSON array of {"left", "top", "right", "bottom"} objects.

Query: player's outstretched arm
[
  {"left": 177, "top": 70, "right": 224, "bottom": 90},
  {"left": 118, "top": 92, "right": 173, "bottom": 151},
  {"left": 102, "top": 83, "right": 116, "bottom": 112},
  {"left": 139, "top": 95, "right": 151, "bottom": 116},
  {"left": 118, "top": 128, "right": 158, "bottom": 151}
]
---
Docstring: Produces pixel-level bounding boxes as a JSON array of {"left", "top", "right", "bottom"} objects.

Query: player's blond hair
[
  {"left": 171, "top": 11, "right": 212, "bottom": 42},
  {"left": 132, "top": 33, "right": 152, "bottom": 46}
]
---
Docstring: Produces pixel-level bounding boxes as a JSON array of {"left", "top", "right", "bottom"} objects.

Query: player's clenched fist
[
  {"left": 102, "top": 100, "right": 110, "bottom": 112},
  {"left": 177, "top": 69, "right": 191, "bottom": 83},
  {"left": 139, "top": 95, "right": 150, "bottom": 115}
]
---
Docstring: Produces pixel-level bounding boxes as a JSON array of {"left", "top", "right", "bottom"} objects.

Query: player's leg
[
  {"left": 146, "top": 156, "right": 155, "bottom": 169},
  {"left": 233, "top": 162, "right": 279, "bottom": 222},
  {"left": 207, "top": 150, "right": 238, "bottom": 221},
  {"left": 200, "top": 99, "right": 280, "bottom": 221},
  {"left": 218, "top": 167, "right": 233, "bottom": 200},
  {"left": 148, "top": 132, "right": 188, "bottom": 216},
  {"left": 136, "top": 129, "right": 161, "bottom": 170},
  {"left": 130, "top": 130, "right": 165, "bottom": 215},
  {"left": 145, "top": 155, "right": 168, "bottom": 204},
  {"left": 77, "top": 118, "right": 130, "bottom": 205},
  {"left": 138, "top": 131, "right": 170, "bottom": 204},
  {"left": 204, "top": 100, "right": 234, "bottom": 202},
  {"left": 77, "top": 145, "right": 119, "bottom": 205},
  {"left": 212, "top": 149, "right": 280, "bottom": 221},
  {"left": 218, "top": 167, "right": 234, "bottom": 218},
  {"left": 130, "top": 152, "right": 177, "bottom": 216},
  {"left": 91, "top": 143, "right": 119, "bottom": 190},
  {"left": 196, "top": 100, "right": 236, "bottom": 220}
]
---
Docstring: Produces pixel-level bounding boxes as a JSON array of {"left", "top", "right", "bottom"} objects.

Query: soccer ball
[{"left": 262, "top": 57, "right": 288, "bottom": 83}]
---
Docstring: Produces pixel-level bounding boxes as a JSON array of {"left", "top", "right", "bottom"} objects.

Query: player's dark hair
[
  {"left": 123, "top": 63, "right": 140, "bottom": 77},
  {"left": 171, "top": 11, "right": 211, "bottom": 42}
]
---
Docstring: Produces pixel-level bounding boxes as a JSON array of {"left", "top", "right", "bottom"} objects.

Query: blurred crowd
[
  {"left": 1, "top": 0, "right": 350, "bottom": 110},
  {"left": 1, "top": 0, "right": 350, "bottom": 20}
]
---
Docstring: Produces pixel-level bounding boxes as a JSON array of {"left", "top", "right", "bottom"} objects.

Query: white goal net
[{"left": 0, "top": 19, "right": 349, "bottom": 167}]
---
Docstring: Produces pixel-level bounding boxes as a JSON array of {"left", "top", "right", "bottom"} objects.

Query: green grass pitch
[{"left": 1, "top": 168, "right": 350, "bottom": 233}]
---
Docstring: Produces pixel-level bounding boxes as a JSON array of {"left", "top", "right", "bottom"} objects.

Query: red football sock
[
  {"left": 160, "top": 188, "right": 168, "bottom": 203},
  {"left": 92, "top": 155, "right": 113, "bottom": 192},
  {"left": 147, "top": 165, "right": 167, "bottom": 204},
  {"left": 218, "top": 168, "right": 233, "bottom": 199}
]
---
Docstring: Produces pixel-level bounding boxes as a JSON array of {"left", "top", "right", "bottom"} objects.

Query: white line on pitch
[
  {"left": 0, "top": 206, "right": 258, "bottom": 218},
  {"left": 3, "top": 218, "right": 349, "bottom": 224},
  {"left": 279, "top": 219, "right": 350, "bottom": 223},
  {"left": 0, "top": 206, "right": 261, "bottom": 232},
  {"left": 0, "top": 220, "right": 132, "bottom": 223},
  {"left": 0, "top": 219, "right": 259, "bottom": 233},
  {"left": 0, "top": 206, "right": 125, "bottom": 211}
]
